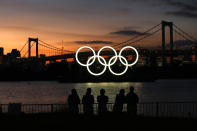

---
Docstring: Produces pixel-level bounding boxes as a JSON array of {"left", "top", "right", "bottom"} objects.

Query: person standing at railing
[
  {"left": 97, "top": 89, "right": 109, "bottom": 114},
  {"left": 126, "top": 86, "right": 139, "bottom": 116},
  {"left": 82, "top": 88, "right": 94, "bottom": 115},
  {"left": 113, "top": 89, "right": 126, "bottom": 113},
  {"left": 67, "top": 89, "right": 80, "bottom": 114}
]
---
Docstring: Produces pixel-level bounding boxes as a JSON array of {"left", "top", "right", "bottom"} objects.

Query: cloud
[
  {"left": 166, "top": 11, "right": 197, "bottom": 18},
  {"left": 125, "top": 0, "right": 197, "bottom": 19},
  {"left": 164, "top": 0, "right": 197, "bottom": 11},
  {"left": 163, "top": 0, "right": 197, "bottom": 19},
  {"left": 75, "top": 40, "right": 113, "bottom": 45},
  {"left": 0, "top": 25, "right": 38, "bottom": 31},
  {"left": 110, "top": 30, "right": 148, "bottom": 36}
]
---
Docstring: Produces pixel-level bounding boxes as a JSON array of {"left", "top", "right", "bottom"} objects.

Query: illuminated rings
[
  {"left": 87, "top": 55, "right": 107, "bottom": 76},
  {"left": 108, "top": 55, "right": 128, "bottom": 76},
  {"left": 75, "top": 46, "right": 96, "bottom": 66},
  {"left": 97, "top": 46, "right": 118, "bottom": 66},
  {"left": 75, "top": 46, "right": 139, "bottom": 76}
]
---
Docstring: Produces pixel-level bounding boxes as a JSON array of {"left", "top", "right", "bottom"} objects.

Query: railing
[{"left": 1, "top": 102, "right": 197, "bottom": 118}]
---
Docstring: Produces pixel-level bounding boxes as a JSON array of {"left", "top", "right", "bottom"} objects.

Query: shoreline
[{"left": 0, "top": 77, "right": 197, "bottom": 82}]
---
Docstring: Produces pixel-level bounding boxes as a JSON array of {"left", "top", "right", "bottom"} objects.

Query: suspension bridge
[{"left": 19, "top": 21, "right": 197, "bottom": 65}]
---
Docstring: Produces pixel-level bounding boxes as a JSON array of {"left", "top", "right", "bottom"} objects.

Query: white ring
[
  {"left": 97, "top": 46, "right": 118, "bottom": 66},
  {"left": 75, "top": 46, "right": 96, "bottom": 66},
  {"left": 86, "top": 55, "right": 107, "bottom": 76},
  {"left": 119, "top": 46, "right": 139, "bottom": 66},
  {"left": 108, "top": 56, "right": 128, "bottom": 76},
  {"left": 75, "top": 46, "right": 139, "bottom": 76}
]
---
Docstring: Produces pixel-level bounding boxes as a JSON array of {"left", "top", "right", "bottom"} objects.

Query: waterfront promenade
[{"left": 1, "top": 102, "right": 197, "bottom": 118}]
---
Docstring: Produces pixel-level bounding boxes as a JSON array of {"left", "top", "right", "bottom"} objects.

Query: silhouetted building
[
  {"left": 10, "top": 49, "right": 20, "bottom": 58},
  {"left": 40, "top": 54, "right": 46, "bottom": 58},
  {"left": 192, "top": 45, "right": 197, "bottom": 63},
  {"left": 0, "top": 47, "right": 3, "bottom": 64},
  {"left": 0, "top": 47, "right": 3, "bottom": 56},
  {"left": 5, "top": 49, "right": 21, "bottom": 65}
]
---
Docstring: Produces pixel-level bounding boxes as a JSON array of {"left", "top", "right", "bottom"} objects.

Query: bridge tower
[
  {"left": 161, "top": 21, "right": 173, "bottom": 65},
  {"left": 28, "top": 38, "right": 38, "bottom": 58}
]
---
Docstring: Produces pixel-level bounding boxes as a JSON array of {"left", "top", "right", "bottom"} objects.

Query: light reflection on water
[{"left": 0, "top": 79, "right": 197, "bottom": 104}]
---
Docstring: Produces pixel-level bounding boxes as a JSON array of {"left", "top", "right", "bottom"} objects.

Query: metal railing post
[
  {"left": 51, "top": 104, "right": 54, "bottom": 113},
  {"left": 156, "top": 102, "right": 159, "bottom": 117}
]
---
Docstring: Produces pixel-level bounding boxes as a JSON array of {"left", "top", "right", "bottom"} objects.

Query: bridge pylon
[
  {"left": 161, "top": 21, "right": 174, "bottom": 65},
  {"left": 28, "top": 37, "right": 38, "bottom": 58}
]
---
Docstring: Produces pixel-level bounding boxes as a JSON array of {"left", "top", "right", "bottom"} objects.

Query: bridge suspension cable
[
  {"left": 126, "top": 28, "right": 161, "bottom": 47},
  {"left": 174, "top": 29, "right": 195, "bottom": 44},
  {"left": 115, "top": 26, "right": 161, "bottom": 48},
  {"left": 112, "top": 23, "right": 161, "bottom": 48},
  {"left": 38, "top": 40, "right": 74, "bottom": 53},
  {"left": 19, "top": 40, "right": 28, "bottom": 52},
  {"left": 22, "top": 41, "right": 36, "bottom": 57},
  {"left": 173, "top": 24, "right": 197, "bottom": 41}
]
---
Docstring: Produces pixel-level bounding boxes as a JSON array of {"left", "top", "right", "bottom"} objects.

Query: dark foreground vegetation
[{"left": 0, "top": 112, "right": 197, "bottom": 131}]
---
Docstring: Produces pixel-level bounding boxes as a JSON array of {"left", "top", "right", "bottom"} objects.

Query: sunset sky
[{"left": 0, "top": 0, "right": 197, "bottom": 54}]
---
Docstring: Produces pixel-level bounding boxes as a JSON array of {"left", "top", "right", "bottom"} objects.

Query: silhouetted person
[
  {"left": 82, "top": 88, "right": 94, "bottom": 114},
  {"left": 126, "top": 86, "right": 139, "bottom": 116},
  {"left": 113, "top": 89, "right": 126, "bottom": 113},
  {"left": 97, "top": 89, "right": 108, "bottom": 114},
  {"left": 67, "top": 89, "right": 80, "bottom": 114}
]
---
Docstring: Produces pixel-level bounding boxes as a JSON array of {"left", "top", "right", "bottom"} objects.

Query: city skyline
[{"left": 0, "top": 0, "right": 197, "bottom": 54}]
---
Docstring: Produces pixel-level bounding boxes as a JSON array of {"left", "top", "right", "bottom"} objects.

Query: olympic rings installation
[{"left": 75, "top": 46, "right": 139, "bottom": 76}]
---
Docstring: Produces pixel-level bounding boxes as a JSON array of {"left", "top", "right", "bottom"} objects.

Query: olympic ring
[
  {"left": 75, "top": 46, "right": 96, "bottom": 66},
  {"left": 108, "top": 55, "right": 128, "bottom": 76},
  {"left": 75, "top": 46, "right": 139, "bottom": 76},
  {"left": 119, "top": 46, "right": 139, "bottom": 66},
  {"left": 87, "top": 55, "right": 107, "bottom": 76},
  {"left": 97, "top": 46, "right": 118, "bottom": 66}
]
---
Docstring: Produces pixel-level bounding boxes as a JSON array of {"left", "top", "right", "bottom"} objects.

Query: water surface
[{"left": 0, "top": 79, "right": 197, "bottom": 104}]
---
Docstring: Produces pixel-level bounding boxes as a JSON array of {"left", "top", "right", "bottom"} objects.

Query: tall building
[
  {"left": 0, "top": 47, "right": 3, "bottom": 56},
  {"left": 10, "top": 49, "right": 20, "bottom": 58},
  {"left": 192, "top": 45, "right": 197, "bottom": 63},
  {"left": 0, "top": 47, "right": 4, "bottom": 64}
]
